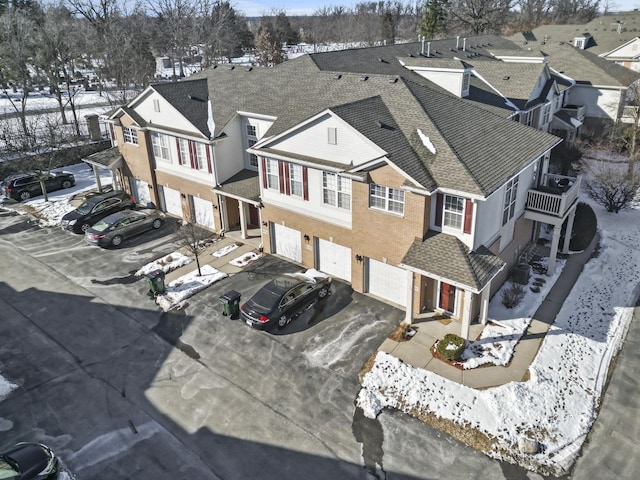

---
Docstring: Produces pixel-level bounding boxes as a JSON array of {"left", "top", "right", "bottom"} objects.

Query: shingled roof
[
  {"left": 471, "top": 62, "right": 548, "bottom": 109},
  {"left": 151, "top": 78, "right": 211, "bottom": 138},
  {"left": 400, "top": 231, "right": 506, "bottom": 292}
]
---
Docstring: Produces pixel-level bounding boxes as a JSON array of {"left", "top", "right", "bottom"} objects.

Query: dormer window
[
  {"left": 462, "top": 73, "right": 470, "bottom": 93},
  {"left": 247, "top": 124, "right": 257, "bottom": 137}
]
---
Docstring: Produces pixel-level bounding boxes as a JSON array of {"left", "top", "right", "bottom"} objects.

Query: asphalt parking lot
[{"left": 0, "top": 208, "right": 540, "bottom": 479}]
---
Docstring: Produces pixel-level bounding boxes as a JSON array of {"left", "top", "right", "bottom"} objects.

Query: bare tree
[
  {"left": 147, "top": 0, "right": 195, "bottom": 78},
  {"left": 586, "top": 162, "right": 640, "bottom": 213},
  {"left": 174, "top": 221, "right": 215, "bottom": 276},
  {"left": 254, "top": 26, "right": 285, "bottom": 66},
  {"left": 449, "top": 0, "right": 514, "bottom": 35},
  {"left": 517, "top": 0, "right": 551, "bottom": 29}
]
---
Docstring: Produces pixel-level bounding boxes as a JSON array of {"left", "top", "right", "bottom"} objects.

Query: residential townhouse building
[{"left": 102, "top": 36, "right": 584, "bottom": 340}]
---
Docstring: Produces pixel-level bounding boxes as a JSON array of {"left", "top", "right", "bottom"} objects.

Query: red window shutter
[
  {"left": 284, "top": 164, "right": 291, "bottom": 195},
  {"left": 435, "top": 193, "right": 443, "bottom": 227},
  {"left": 463, "top": 199, "right": 474, "bottom": 234},
  {"left": 205, "top": 145, "right": 212, "bottom": 174},
  {"left": 278, "top": 161, "right": 285, "bottom": 193},
  {"left": 188, "top": 141, "right": 196, "bottom": 169},
  {"left": 302, "top": 167, "right": 308, "bottom": 201},
  {"left": 175, "top": 138, "right": 182, "bottom": 165},
  {"left": 261, "top": 157, "right": 268, "bottom": 189}
]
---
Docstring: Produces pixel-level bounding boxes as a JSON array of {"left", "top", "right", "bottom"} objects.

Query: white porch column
[
  {"left": 239, "top": 202, "right": 248, "bottom": 239},
  {"left": 460, "top": 289, "right": 473, "bottom": 340},
  {"left": 403, "top": 270, "right": 415, "bottom": 325},
  {"left": 111, "top": 169, "right": 119, "bottom": 189},
  {"left": 92, "top": 164, "right": 103, "bottom": 192},
  {"left": 547, "top": 225, "right": 562, "bottom": 276},
  {"left": 562, "top": 209, "right": 576, "bottom": 254},
  {"left": 479, "top": 285, "right": 490, "bottom": 325}
]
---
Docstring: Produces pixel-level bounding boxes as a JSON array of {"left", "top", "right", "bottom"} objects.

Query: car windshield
[
  {"left": 0, "top": 458, "right": 19, "bottom": 478},
  {"left": 91, "top": 219, "right": 111, "bottom": 232},
  {"left": 75, "top": 200, "right": 95, "bottom": 214}
]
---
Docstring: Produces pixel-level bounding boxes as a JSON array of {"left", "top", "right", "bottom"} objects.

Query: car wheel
[
  {"left": 111, "top": 235, "right": 123, "bottom": 247},
  {"left": 318, "top": 286, "right": 329, "bottom": 298},
  {"left": 80, "top": 223, "right": 91, "bottom": 233},
  {"left": 152, "top": 218, "right": 163, "bottom": 229},
  {"left": 277, "top": 315, "right": 290, "bottom": 329},
  {"left": 62, "top": 180, "right": 72, "bottom": 189},
  {"left": 19, "top": 191, "right": 31, "bottom": 200}
]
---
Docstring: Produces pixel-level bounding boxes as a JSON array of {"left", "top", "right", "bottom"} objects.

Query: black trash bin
[
  {"left": 220, "top": 290, "right": 241, "bottom": 319},
  {"left": 146, "top": 270, "right": 166, "bottom": 296}
]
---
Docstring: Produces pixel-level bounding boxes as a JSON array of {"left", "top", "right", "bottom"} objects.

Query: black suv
[
  {"left": 1, "top": 171, "right": 75, "bottom": 201},
  {"left": 61, "top": 190, "right": 136, "bottom": 233}
]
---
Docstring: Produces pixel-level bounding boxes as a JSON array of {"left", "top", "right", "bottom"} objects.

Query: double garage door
[{"left": 367, "top": 259, "right": 408, "bottom": 307}]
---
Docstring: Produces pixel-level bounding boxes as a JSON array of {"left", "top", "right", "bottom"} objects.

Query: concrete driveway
[{"left": 0, "top": 209, "right": 536, "bottom": 480}]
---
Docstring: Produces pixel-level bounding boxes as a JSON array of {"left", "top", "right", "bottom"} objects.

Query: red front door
[{"left": 439, "top": 282, "right": 456, "bottom": 313}]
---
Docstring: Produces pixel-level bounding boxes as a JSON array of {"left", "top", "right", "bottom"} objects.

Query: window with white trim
[
  {"left": 178, "top": 139, "right": 189, "bottom": 167},
  {"left": 443, "top": 194, "right": 464, "bottom": 229},
  {"left": 247, "top": 124, "right": 256, "bottom": 137},
  {"left": 369, "top": 184, "right": 404, "bottom": 214},
  {"left": 195, "top": 143, "right": 207, "bottom": 170},
  {"left": 289, "top": 164, "right": 303, "bottom": 197},
  {"left": 502, "top": 175, "right": 519, "bottom": 226},
  {"left": 266, "top": 158, "right": 279, "bottom": 189},
  {"left": 462, "top": 73, "right": 470, "bottom": 92},
  {"left": 542, "top": 103, "right": 551, "bottom": 124},
  {"left": 248, "top": 139, "right": 258, "bottom": 168},
  {"left": 323, "top": 172, "right": 350, "bottom": 209},
  {"left": 123, "top": 127, "right": 138, "bottom": 145},
  {"left": 151, "top": 132, "right": 170, "bottom": 161}
]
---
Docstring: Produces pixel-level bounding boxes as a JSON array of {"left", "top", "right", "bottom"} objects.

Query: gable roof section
[
  {"left": 400, "top": 231, "right": 506, "bottom": 292},
  {"left": 471, "top": 62, "right": 547, "bottom": 109},
  {"left": 151, "top": 78, "right": 211, "bottom": 138},
  {"left": 404, "top": 79, "right": 561, "bottom": 196}
]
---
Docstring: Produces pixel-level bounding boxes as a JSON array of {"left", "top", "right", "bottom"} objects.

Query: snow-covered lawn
[
  {"left": 155, "top": 265, "right": 227, "bottom": 312},
  {"left": 358, "top": 177, "right": 640, "bottom": 475},
  {"left": 134, "top": 252, "right": 193, "bottom": 277},
  {"left": 462, "top": 257, "right": 565, "bottom": 369}
]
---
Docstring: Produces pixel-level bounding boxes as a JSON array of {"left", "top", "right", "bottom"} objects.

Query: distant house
[{"left": 103, "top": 36, "right": 585, "bottom": 341}]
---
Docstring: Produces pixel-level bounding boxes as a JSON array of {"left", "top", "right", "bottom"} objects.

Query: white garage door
[
  {"left": 367, "top": 259, "right": 408, "bottom": 307},
  {"left": 131, "top": 178, "right": 151, "bottom": 207},
  {"left": 162, "top": 186, "right": 183, "bottom": 217},
  {"left": 317, "top": 239, "right": 351, "bottom": 281},
  {"left": 272, "top": 223, "right": 302, "bottom": 263},
  {"left": 191, "top": 196, "right": 215, "bottom": 230}
]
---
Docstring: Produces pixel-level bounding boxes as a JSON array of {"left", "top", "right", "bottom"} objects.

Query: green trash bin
[
  {"left": 220, "top": 290, "right": 241, "bottom": 319},
  {"left": 146, "top": 270, "right": 166, "bottom": 296}
]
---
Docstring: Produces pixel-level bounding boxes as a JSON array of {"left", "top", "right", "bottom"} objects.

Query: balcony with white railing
[{"left": 525, "top": 173, "right": 581, "bottom": 219}]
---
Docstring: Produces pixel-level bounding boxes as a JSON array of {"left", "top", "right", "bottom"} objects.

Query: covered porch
[
  {"left": 213, "top": 169, "right": 262, "bottom": 241},
  {"left": 399, "top": 232, "right": 506, "bottom": 340},
  {"left": 81, "top": 147, "right": 123, "bottom": 192}
]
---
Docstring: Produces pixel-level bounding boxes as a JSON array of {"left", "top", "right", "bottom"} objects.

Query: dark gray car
[
  {"left": 0, "top": 442, "right": 59, "bottom": 479},
  {"left": 61, "top": 190, "right": 136, "bottom": 233},
  {"left": 85, "top": 209, "right": 165, "bottom": 247}
]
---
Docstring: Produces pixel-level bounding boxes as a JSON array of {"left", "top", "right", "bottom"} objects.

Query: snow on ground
[
  {"left": 229, "top": 251, "right": 262, "bottom": 267},
  {"left": 155, "top": 265, "right": 227, "bottom": 312},
  {"left": 358, "top": 167, "right": 640, "bottom": 475},
  {"left": 1, "top": 163, "right": 114, "bottom": 226},
  {"left": 0, "top": 373, "right": 16, "bottom": 402},
  {"left": 212, "top": 243, "right": 239, "bottom": 257},
  {"left": 463, "top": 257, "right": 565, "bottom": 369},
  {"left": 134, "top": 252, "right": 193, "bottom": 277}
]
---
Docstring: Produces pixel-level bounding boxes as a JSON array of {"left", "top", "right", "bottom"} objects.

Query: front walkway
[{"left": 378, "top": 233, "right": 599, "bottom": 389}]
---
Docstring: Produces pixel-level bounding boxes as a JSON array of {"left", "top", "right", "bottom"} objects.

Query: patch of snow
[
  {"left": 134, "top": 252, "right": 193, "bottom": 276},
  {"left": 0, "top": 373, "right": 16, "bottom": 401},
  {"left": 229, "top": 252, "right": 262, "bottom": 267},
  {"left": 212, "top": 243, "right": 239, "bottom": 257},
  {"left": 155, "top": 264, "right": 227, "bottom": 312},
  {"left": 416, "top": 128, "right": 436, "bottom": 154}
]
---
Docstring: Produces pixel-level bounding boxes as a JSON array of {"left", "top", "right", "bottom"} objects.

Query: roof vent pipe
[
  {"left": 463, "top": 38, "right": 467, "bottom": 51},
  {"left": 427, "top": 42, "right": 431, "bottom": 57},
  {"left": 456, "top": 36, "right": 460, "bottom": 49}
]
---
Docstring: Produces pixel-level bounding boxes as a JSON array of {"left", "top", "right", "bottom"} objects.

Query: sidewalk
[{"left": 379, "top": 233, "right": 600, "bottom": 388}]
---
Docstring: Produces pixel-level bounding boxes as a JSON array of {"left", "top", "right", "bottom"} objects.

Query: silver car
[{"left": 85, "top": 209, "right": 165, "bottom": 247}]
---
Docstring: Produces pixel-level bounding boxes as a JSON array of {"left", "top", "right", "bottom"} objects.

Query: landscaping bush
[
  {"left": 560, "top": 202, "right": 597, "bottom": 251},
  {"left": 436, "top": 333, "right": 466, "bottom": 361},
  {"left": 501, "top": 281, "right": 525, "bottom": 309}
]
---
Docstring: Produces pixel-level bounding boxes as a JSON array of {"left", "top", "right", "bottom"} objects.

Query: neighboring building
[{"left": 103, "top": 36, "right": 584, "bottom": 340}]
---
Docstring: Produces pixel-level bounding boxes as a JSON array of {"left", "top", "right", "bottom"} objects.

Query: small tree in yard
[
  {"left": 174, "top": 221, "right": 214, "bottom": 276},
  {"left": 586, "top": 163, "right": 640, "bottom": 213},
  {"left": 502, "top": 281, "right": 525, "bottom": 309}
]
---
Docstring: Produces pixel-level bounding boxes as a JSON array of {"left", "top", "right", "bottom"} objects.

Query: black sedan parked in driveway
[
  {"left": 0, "top": 442, "right": 59, "bottom": 479},
  {"left": 240, "top": 269, "right": 332, "bottom": 330},
  {"left": 1, "top": 171, "right": 75, "bottom": 201},
  {"left": 85, "top": 208, "right": 164, "bottom": 247},
  {"left": 61, "top": 190, "right": 136, "bottom": 233}
]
